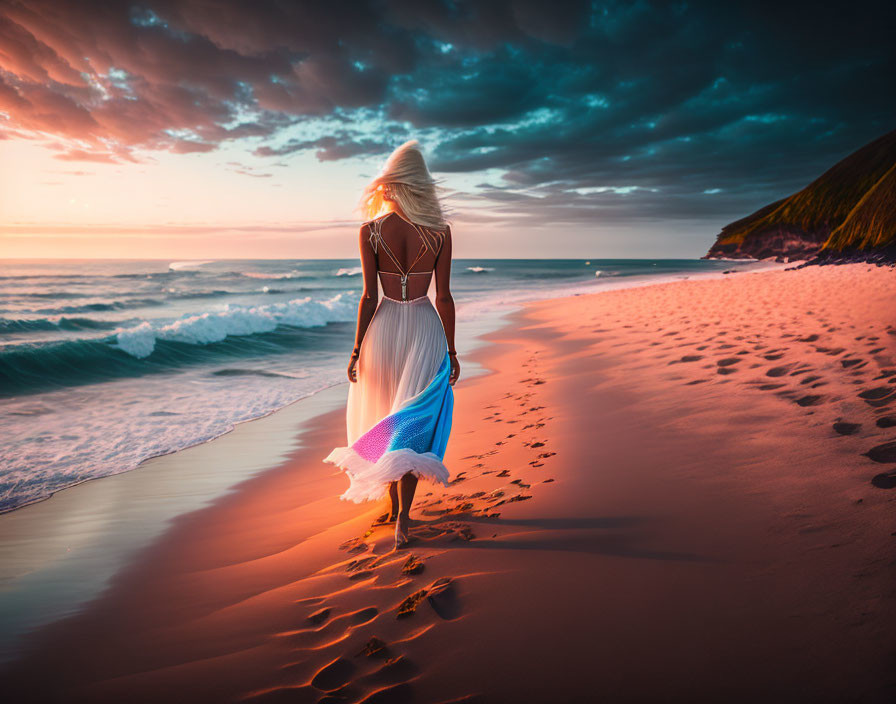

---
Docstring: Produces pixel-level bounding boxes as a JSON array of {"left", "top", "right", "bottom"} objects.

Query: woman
[{"left": 323, "top": 140, "right": 460, "bottom": 550}]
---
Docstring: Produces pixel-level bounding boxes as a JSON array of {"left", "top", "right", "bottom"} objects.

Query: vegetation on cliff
[{"left": 704, "top": 129, "right": 896, "bottom": 260}]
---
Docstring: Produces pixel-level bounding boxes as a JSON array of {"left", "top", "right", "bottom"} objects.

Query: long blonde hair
[{"left": 358, "top": 140, "right": 450, "bottom": 231}]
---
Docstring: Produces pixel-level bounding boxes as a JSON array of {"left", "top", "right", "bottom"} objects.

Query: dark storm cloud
[{"left": 0, "top": 0, "right": 893, "bottom": 227}]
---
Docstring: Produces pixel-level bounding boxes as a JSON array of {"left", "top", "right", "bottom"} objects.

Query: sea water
[{"left": 0, "top": 257, "right": 763, "bottom": 513}]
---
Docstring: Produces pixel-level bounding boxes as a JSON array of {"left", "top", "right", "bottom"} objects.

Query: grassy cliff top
[{"left": 713, "top": 129, "right": 896, "bottom": 252}]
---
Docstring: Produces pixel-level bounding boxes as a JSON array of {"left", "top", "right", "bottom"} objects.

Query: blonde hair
[{"left": 358, "top": 140, "right": 450, "bottom": 230}]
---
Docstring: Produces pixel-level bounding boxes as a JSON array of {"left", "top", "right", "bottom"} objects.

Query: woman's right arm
[
  {"left": 434, "top": 226, "right": 459, "bottom": 386},
  {"left": 348, "top": 225, "right": 379, "bottom": 382}
]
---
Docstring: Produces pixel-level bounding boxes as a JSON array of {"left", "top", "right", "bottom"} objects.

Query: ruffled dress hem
[{"left": 323, "top": 446, "right": 451, "bottom": 503}]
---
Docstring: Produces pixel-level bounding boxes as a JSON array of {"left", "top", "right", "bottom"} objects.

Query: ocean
[{"left": 0, "top": 257, "right": 763, "bottom": 514}]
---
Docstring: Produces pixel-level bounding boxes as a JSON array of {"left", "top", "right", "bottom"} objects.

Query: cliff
[{"left": 704, "top": 129, "right": 896, "bottom": 262}]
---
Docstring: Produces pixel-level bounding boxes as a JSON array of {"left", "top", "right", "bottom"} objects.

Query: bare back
[{"left": 364, "top": 210, "right": 450, "bottom": 301}]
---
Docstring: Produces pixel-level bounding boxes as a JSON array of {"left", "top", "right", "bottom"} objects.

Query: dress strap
[
  {"left": 369, "top": 212, "right": 446, "bottom": 258},
  {"left": 367, "top": 217, "right": 382, "bottom": 254},
  {"left": 366, "top": 212, "right": 444, "bottom": 300}
]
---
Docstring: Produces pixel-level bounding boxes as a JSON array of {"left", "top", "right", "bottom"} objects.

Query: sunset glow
[{"left": 1, "top": 1, "right": 892, "bottom": 259}]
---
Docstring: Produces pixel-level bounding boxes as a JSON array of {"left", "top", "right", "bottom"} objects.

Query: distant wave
[
  {"left": 0, "top": 316, "right": 120, "bottom": 333},
  {"left": 258, "top": 286, "right": 315, "bottom": 294},
  {"left": 169, "top": 260, "right": 215, "bottom": 271},
  {"left": 26, "top": 298, "right": 165, "bottom": 315},
  {"left": 335, "top": 266, "right": 362, "bottom": 277},
  {"left": 167, "top": 289, "right": 231, "bottom": 299},
  {"left": 111, "top": 271, "right": 182, "bottom": 279},
  {"left": 240, "top": 270, "right": 311, "bottom": 280},
  {"left": 0, "top": 271, "right": 178, "bottom": 284},
  {"left": 465, "top": 266, "right": 494, "bottom": 273},
  {"left": 0, "top": 293, "right": 357, "bottom": 397},
  {"left": 211, "top": 368, "right": 306, "bottom": 379},
  {"left": 1, "top": 290, "right": 93, "bottom": 299}
]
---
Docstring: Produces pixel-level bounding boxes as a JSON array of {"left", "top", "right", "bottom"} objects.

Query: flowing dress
[{"left": 323, "top": 213, "right": 454, "bottom": 502}]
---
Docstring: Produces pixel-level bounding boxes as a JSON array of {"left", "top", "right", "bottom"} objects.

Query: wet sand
[{"left": 3, "top": 263, "right": 895, "bottom": 703}]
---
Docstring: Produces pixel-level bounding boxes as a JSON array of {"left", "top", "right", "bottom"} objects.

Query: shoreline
[
  {"left": 0, "top": 262, "right": 786, "bottom": 663},
  {"left": 6, "top": 261, "right": 891, "bottom": 703},
  {"left": 2, "top": 258, "right": 783, "bottom": 518},
  {"left": 0, "top": 299, "right": 509, "bottom": 664}
]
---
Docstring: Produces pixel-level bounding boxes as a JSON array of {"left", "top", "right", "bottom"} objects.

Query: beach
[{"left": 3, "top": 262, "right": 895, "bottom": 703}]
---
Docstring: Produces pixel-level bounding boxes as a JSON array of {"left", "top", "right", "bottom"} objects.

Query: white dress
[{"left": 323, "top": 213, "right": 454, "bottom": 502}]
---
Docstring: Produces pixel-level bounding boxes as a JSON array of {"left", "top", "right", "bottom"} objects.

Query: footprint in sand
[
  {"left": 308, "top": 607, "right": 332, "bottom": 625},
  {"left": 401, "top": 555, "right": 425, "bottom": 575},
  {"left": 395, "top": 576, "right": 461, "bottom": 622},
  {"left": 352, "top": 607, "right": 379, "bottom": 625},
  {"left": 877, "top": 416, "right": 896, "bottom": 428},
  {"left": 311, "top": 657, "right": 355, "bottom": 692},
  {"left": 864, "top": 441, "right": 896, "bottom": 464},
  {"left": 871, "top": 472, "right": 896, "bottom": 489},
  {"left": 360, "top": 656, "right": 420, "bottom": 687},
  {"left": 767, "top": 365, "right": 794, "bottom": 377},
  {"left": 396, "top": 590, "right": 428, "bottom": 619},
  {"left": 833, "top": 422, "right": 861, "bottom": 436},
  {"left": 427, "top": 577, "right": 461, "bottom": 620},
  {"left": 717, "top": 357, "right": 741, "bottom": 367},
  {"left": 795, "top": 395, "right": 824, "bottom": 407},
  {"left": 669, "top": 354, "right": 703, "bottom": 364},
  {"left": 340, "top": 538, "right": 370, "bottom": 555},
  {"left": 859, "top": 387, "right": 896, "bottom": 407},
  {"left": 841, "top": 358, "right": 868, "bottom": 369},
  {"left": 357, "top": 636, "right": 389, "bottom": 658}
]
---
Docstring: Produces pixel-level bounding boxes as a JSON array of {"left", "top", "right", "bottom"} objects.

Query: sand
[{"left": 3, "top": 263, "right": 895, "bottom": 703}]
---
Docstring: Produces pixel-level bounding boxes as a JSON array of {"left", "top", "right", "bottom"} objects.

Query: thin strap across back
[{"left": 367, "top": 212, "right": 447, "bottom": 300}]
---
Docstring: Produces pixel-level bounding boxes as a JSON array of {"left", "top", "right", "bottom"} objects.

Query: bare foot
[{"left": 394, "top": 514, "right": 410, "bottom": 549}]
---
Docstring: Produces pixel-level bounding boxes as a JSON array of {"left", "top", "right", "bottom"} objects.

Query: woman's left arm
[{"left": 351, "top": 224, "right": 379, "bottom": 358}]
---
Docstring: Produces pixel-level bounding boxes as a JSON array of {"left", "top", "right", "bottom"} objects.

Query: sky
[{"left": 0, "top": 0, "right": 893, "bottom": 260}]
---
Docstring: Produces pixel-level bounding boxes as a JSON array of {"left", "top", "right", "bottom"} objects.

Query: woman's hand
[
  {"left": 347, "top": 354, "right": 359, "bottom": 383},
  {"left": 449, "top": 355, "right": 460, "bottom": 386}
]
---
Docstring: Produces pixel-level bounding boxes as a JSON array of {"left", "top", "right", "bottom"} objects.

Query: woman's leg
[
  {"left": 398, "top": 472, "right": 418, "bottom": 517},
  {"left": 395, "top": 472, "right": 418, "bottom": 547},
  {"left": 388, "top": 481, "right": 399, "bottom": 520}
]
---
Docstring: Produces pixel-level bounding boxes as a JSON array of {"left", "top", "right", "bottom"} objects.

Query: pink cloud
[{"left": 0, "top": 1, "right": 397, "bottom": 161}]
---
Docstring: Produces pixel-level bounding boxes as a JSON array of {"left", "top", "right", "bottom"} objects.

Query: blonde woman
[{"left": 324, "top": 140, "right": 460, "bottom": 549}]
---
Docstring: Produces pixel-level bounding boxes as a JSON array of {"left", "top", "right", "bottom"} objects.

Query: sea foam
[{"left": 115, "top": 292, "right": 358, "bottom": 359}]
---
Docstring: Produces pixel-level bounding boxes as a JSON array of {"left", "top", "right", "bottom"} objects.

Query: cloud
[
  {"left": 52, "top": 148, "right": 123, "bottom": 163},
  {"left": 0, "top": 0, "right": 893, "bottom": 230}
]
